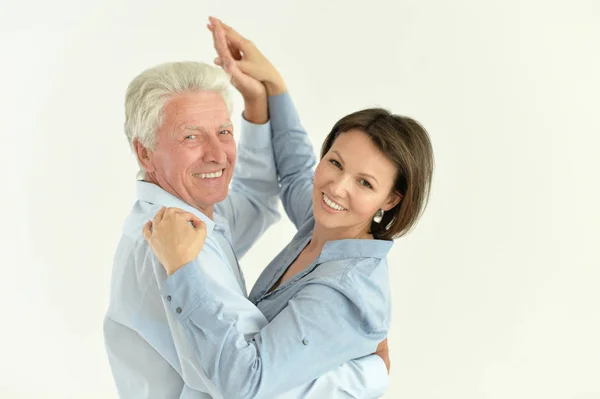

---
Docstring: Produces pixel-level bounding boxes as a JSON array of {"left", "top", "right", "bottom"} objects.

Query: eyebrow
[
  {"left": 183, "top": 122, "right": 233, "bottom": 132},
  {"left": 331, "top": 150, "right": 379, "bottom": 185}
]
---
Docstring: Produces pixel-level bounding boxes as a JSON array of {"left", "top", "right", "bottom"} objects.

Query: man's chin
[{"left": 195, "top": 188, "right": 229, "bottom": 206}]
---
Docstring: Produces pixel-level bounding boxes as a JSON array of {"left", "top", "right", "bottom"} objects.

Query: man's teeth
[
  {"left": 194, "top": 170, "right": 223, "bottom": 179},
  {"left": 322, "top": 193, "right": 346, "bottom": 211}
]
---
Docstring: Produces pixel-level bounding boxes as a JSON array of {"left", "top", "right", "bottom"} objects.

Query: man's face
[{"left": 141, "top": 91, "right": 236, "bottom": 216}]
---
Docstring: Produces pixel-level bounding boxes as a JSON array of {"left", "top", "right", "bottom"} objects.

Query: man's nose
[{"left": 201, "top": 135, "right": 226, "bottom": 164}]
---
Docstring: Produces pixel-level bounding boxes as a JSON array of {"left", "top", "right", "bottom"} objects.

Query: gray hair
[{"left": 124, "top": 61, "right": 233, "bottom": 178}]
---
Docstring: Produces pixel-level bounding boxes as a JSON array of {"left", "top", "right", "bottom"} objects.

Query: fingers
[
  {"left": 150, "top": 207, "right": 205, "bottom": 234},
  {"left": 208, "top": 20, "right": 242, "bottom": 61},
  {"left": 215, "top": 25, "right": 231, "bottom": 58},
  {"left": 167, "top": 209, "right": 206, "bottom": 231},
  {"left": 213, "top": 18, "right": 245, "bottom": 43},
  {"left": 185, "top": 215, "right": 207, "bottom": 235},
  {"left": 213, "top": 57, "right": 240, "bottom": 78},
  {"left": 153, "top": 206, "right": 167, "bottom": 225},
  {"left": 212, "top": 24, "right": 234, "bottom": 70},
  {"left": 179, "top": 212, "right": 204, "bottom": 226},
  {"left": 209, "top": 17, "right": 252, "bottom": 54},
  {"left": 166, "top": 207, "right": 187, "bottom": 214},
  {"left": 154, "top": 207, "right": 192, "bottom": 226},
  {"left": 191, "top": 218, "right": 206, "bottom": 230},
  {"left": 142, "top": 221, "right": 152, "bottom": 241}
]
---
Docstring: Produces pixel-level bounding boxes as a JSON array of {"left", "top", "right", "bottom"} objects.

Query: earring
[{"left": 373, "top": 209, "right": 384, "bottom": 223}]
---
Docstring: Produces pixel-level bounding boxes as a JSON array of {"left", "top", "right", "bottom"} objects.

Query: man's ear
[
  {"left": 382, "top": 191, "right": 403, "bottom": 211},
  {"left": 133, "top": 139, "right": 155, "bottom": 174}
]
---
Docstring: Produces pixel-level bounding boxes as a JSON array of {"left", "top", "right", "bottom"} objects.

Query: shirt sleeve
[
  {"left": 161, "top": 261, "right": 388, "bottom": 399},
  {"left": 268, "top": 92, "right": 317, "bottom": 230},
  {"left": 144, "top": 243, "right": 267, "bottom": 398},
  {"left": 215, "top": 114, "right": 281, "bottom": 259},
  {"left": 279, "top": 355, "right": 389, "bottom": 399}
]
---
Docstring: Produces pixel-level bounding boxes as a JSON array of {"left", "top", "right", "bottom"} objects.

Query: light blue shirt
[
  {"left": 104, "top": 114, "right": 388, "bottom": 398},
  {"left": 159, "top": 93, "right": 391, "bottom": 399}
]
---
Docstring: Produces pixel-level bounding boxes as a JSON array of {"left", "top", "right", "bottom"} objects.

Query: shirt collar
[
  {"left": 136, "top": 181, "right": 217, "bottom": 236},
  {"left": 317, "top": 238, "right": 393, "bottom": 264},
  {"left": 295, "top": 217, "right": 394, "bottom": 263}
]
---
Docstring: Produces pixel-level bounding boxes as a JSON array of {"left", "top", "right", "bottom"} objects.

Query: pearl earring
[{"left": 373, "top": 209, "right": 384, "bottom": 223}]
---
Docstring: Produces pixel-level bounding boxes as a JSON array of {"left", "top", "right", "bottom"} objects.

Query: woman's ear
[{"left": 382, "top": 191, "right": 402, "bottom": 211}]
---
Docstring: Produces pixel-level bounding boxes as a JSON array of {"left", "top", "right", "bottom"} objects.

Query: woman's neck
[{"left": 306, "top": 223, "right": 373, "bottom": 253}]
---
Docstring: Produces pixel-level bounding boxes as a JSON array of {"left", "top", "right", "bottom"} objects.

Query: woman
[{"left": 144, "top": 18, "right": 434, "bottom": 399}]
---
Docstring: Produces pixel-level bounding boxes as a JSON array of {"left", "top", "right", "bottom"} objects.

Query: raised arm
[
  {"left": 209, "top": 18, "right": 316, "bottom": 229},
  {"left": 214, "top": 94, "right": 281, "bottom": 258},
  {"left": 268, "top": 91, "right": 316, "bottom": 228}
]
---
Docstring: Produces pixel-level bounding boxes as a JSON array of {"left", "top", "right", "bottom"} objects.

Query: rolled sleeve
[
  {"left": 214, "top": 114, "right": 280, "bottom": 258},
  {"left": 238, "top": 116, "right": 271, "bottom": 150}
]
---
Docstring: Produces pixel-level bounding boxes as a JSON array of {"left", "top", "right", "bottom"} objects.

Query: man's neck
[{"left": 142, "top": 177, "right": 215, "bottom": 220}]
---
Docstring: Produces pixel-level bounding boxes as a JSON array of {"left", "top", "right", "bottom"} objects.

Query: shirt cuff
[
  {"left": 160, "top": 261, "right": 213, "bottom": 320},
  {"left": 238, "top": 114, "right": 272, "bottom": 150},
  {"left": 361, "top": 355, "right": 390, "bottom": 398}
]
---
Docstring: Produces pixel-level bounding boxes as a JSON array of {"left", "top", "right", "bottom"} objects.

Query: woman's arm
[
  {"left": 162, "top": 261, "right": 388, "bottom": 399},
  {"left": 144, "top": 205, "right": 390, "bottom": 398}
]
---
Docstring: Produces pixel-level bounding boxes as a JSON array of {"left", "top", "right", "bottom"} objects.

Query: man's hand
[
  {"left": 375, "top": 338, "right": 391, "bottom": 374},
  {"left": 208, "top": 17, "right": 267, "bottom": 123},
  {"left": 142, "top": 207, "right": 207, "bottom": 276},
  {"left": 207, "top": 17, "right": 287, "bottom": 97},
  {"left": 209, "top": 18, "right": 266, "bottom": 102}
]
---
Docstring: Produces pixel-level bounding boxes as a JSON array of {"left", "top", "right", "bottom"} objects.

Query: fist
[{"left": 142, "top": 207, "right": 207, "bottom": 276}]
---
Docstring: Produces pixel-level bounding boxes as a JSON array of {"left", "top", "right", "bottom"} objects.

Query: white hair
[{"left": 124, "top": 61, "right": 233, "bottom": 179}]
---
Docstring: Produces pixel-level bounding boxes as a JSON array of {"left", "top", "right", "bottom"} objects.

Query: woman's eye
[
  {"left": 360, "top": 179, "right": 373, "bottom": 189},
  {"left": 329, "top": 159, "right": 342, "bottom": 168}
]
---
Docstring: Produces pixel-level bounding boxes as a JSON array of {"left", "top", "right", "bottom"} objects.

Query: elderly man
[{"left": 104, "top": 59, "right": 388, "bottom": 398}]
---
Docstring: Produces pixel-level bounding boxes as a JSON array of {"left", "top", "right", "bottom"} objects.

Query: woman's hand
[
  {"left": 142, "top": 207, "right": 207, "bottom": 276},
  {"left": 207, "top": 16, "right": 287, "bottom": 96}
]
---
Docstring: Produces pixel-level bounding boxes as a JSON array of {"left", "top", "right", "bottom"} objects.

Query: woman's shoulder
[
  {"left": 314, "top": 238, "right": 392, "bottom": 282},
  {"left": 308, "top": 256, "right": 391, "bottom": 334},
  {"left": 311, "top": 255, "right": 390, "bottom": 303}
]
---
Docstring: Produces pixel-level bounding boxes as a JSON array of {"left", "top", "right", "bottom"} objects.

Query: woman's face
[{"left": 312, "top": 129, "right": 401, "bottom": 236}]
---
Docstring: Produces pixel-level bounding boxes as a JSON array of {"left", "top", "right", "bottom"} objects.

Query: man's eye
[
  {"left": 219, "top": 130, "right": 232, "bottom": 135},
  {"left": 185, "top": 135, "right": 196, "bottom": 140}
]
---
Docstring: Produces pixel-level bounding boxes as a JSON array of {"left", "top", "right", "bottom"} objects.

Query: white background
[{"left": 1, "top": 0, "right": 599, "bottom": 398}]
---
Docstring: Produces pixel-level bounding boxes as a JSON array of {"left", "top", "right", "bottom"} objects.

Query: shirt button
[
  {"left": 302, "top": 338, "right": 309, "bottom": 346},
  {"left": 176, "top": 307, "right": 182, "bottom": 314},
  {"left": 166, "top": 295, "right": 171, "bottom": 302}
]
